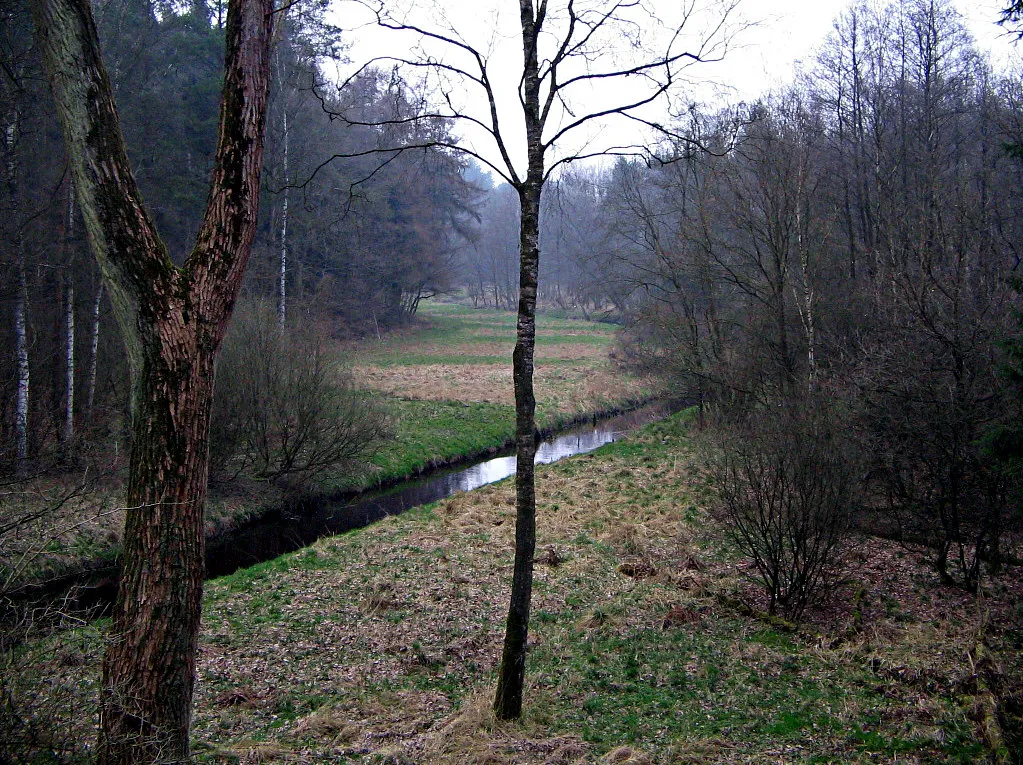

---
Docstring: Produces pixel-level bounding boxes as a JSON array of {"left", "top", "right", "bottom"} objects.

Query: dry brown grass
[
  {"left": 354, "top": 359, "right": 648, "bottom": 415},
  {"left": 182, "top": 437, "right": 703, "bottom": 763},
  {"left": 351, "top": 303, "right": 652, "bottom": 416},
  {"left": 9, "top": 419, "right": 1021, "bottom": 764}
]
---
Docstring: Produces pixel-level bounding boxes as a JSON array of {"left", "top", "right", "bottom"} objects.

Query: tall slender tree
[
  {"left": 336, "top": 0, "right": 739, "bottom": 719},
  {"left": 3, "top": 111, "right": 30, "bottom": 473},
  {"left": 30, "top": 0, "right": 273, "bottom": 762}
]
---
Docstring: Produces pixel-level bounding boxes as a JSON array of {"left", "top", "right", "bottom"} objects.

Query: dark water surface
[
  {"left": 204, "top": 401, "right": 673, "bottom": 578},
  {"left": 12, "top": 402, "right": 672, "bottom": 617}
]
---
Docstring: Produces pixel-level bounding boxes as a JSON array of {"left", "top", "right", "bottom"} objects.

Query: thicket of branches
[
  {"left": 705, "top": 402, "right": 858, "bottom": 618},
  {"left": 600, "top": 0, "right": 1023, "bottom": 594},
  {"left": 210, "top": 303, "right": 388, "bottom": 485}
]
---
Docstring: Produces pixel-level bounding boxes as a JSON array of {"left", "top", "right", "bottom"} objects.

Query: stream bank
[{"left": 6, "top": 400, "right": 676, "bottom": 619}]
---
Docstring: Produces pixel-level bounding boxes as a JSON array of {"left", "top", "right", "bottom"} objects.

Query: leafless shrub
[
  {"left": 706, "top": 402, "right": 857, "bottom": 619},
  {"left": 210, "top": 304, "right": 388, "bottom": 485},
  {"left": 0, "top": 463, "right": 111, "bottom": 764}
]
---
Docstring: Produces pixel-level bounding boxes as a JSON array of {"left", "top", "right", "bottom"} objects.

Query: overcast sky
[
  {"left": 731, "top": 0, "right": 1016, "bottom": 98},
  {"left": 333, "top": 0, "right": 1021, "bottom": 177}
]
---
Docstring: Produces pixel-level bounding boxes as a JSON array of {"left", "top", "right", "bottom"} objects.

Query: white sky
[
  {"left": 330, "top": 0, "right": 1021, "bottom": 178},
  {"left": 730, "top": 0, "right": 1016, "bottom": 97}
]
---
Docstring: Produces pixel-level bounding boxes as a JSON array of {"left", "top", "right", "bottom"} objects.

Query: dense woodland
[
  {"left": 0, "top": 0, "right": 479, "bottom": 477},
  {"left": 3, "top": 0, "right": 1023, "bottom": 759}
]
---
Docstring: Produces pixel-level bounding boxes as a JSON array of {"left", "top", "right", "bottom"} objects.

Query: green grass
[
  {"left": 366, "top": 398, "right": 516, "bottom": 482},
  {"left": 6, "top": 411, "right": 1011, "bottom": 763},
  {"left": 360, "top": 301, "right": 618, "bottom": 368},
  {"left": 339, "top": 298, "right": 655, "bottom": 491}
]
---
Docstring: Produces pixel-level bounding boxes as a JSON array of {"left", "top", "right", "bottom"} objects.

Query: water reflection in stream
[{"left": 205, "top": 402, "right": 671, "bottom": 578}]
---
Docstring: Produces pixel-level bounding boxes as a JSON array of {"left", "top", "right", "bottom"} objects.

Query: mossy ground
[{"left": 7, "top": 412, "right": 1019, "bottom": 763}]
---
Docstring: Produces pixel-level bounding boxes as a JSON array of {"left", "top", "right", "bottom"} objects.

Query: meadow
[
  {"left": 9, "top": 411, "right": 1020, "bottom": 763},
  {"left": 352, "top": 301, "right": 652, "bottom": 487}
]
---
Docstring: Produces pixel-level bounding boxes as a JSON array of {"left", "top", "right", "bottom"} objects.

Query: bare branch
[{"left": 323, "top": 8, "right": 523, "bottom": 183}]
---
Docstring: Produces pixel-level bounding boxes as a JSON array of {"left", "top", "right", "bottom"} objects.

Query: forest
[{"left": 3, "top": 0, "right": 1023, "bottom": 762}]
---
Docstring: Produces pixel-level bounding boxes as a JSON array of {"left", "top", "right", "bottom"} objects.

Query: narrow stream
[
  {"left": 12, "top": 402, "right": 673, "bottom": 617},
  {"left": 204, "top": 401, "right": 672, "bottom": 578}
]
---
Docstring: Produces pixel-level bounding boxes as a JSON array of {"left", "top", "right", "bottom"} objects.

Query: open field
[
  {"left": 350, "top": 299, "right": 654, "bottom": 491},
  {"left": 7, "top": 412, "right": 1020, "bottom": 763},
  {"left": 354, "top": 301, "right": 651, "bottom": 422}
]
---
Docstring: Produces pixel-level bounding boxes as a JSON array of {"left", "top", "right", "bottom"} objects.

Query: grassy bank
[
  {"left": 1, "top": 300, "right": 649, "bottom": 587},
  {"left": 8, "top": 411, "right": 1020, "bottom": 763},
  {"left": 352, "top": 300, "right": 652, "bottom": 489}
]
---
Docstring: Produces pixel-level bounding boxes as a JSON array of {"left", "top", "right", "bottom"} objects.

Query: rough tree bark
[{"left": 30, "top": 0, "right": 273, "bottom": 760}]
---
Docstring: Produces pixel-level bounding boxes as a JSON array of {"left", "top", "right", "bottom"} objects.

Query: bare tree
[
  {"left": 1000, "top": 0, "right": 1023, "bottom": 38},
  {"left": 332, "top": 0, "right": 740, "bottom": 719},
  {"left": 30, "top": 0, "right": 273, "bottom": 762}
]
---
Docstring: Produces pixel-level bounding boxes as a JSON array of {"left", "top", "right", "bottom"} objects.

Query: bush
[
  {"left": 211, "top": 305, "right": 387, "bottom": 485},
  {"left": 706, "top": 402, "right": 856, "bottom": 619}
]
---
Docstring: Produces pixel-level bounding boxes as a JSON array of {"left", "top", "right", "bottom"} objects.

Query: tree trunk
[
  {"left": 100, "top": 332, "right": 218, "bottom": 761},
  {"left": 494, "top": 179, "right": 541, "bottom": 720},
  {"left": 5, "top": 115, "right": 30, "bottom": 473},
  {"left": 86, "top": 278, "right": 103, "bottom": 423},
  {"left": 61, "top": 273, "right": 75, "bottom": 450},
  {"left": 61, "top": 183, "right": 76, "bottom": 450},
  {"left": 31, "top": 0, "right": 273, "bottom": 760},
  {"left": 494, "top": 0, "right": 543, "bottom": 721},
  {"left": 278, "top": 103, "right": 289, "bottom": 331},
  {"left": 14, "top": 246, "right": 30, "bottom": 473}
]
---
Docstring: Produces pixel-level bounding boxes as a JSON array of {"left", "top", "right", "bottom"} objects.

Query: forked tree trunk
[
  {"left": 494, "top": 0, "right": 543, "bottom": 721},
  {"left": 31, "top": 0, "right": 273, "bottom": 761}
]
